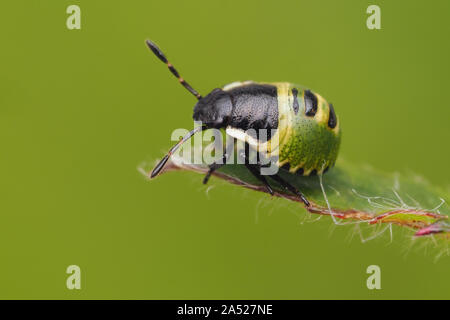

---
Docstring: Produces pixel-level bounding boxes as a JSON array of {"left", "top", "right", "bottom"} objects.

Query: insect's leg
[
  {"left": 241, "top": 141, "right": 274, "bottom": 195},
  {"left": 269, "top": 174, "right": 310, "bottom": 207},
  {"left": 203, "top": 137, "right": 234, "bottom": 184},
  {"left": 203, "top": 154, "right": 227, "bottom": 185},
  {"left": 244, "top": 163, "right": 274, "bottom": 195}
]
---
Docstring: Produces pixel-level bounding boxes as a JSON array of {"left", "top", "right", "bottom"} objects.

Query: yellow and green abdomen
[{"left": 275, "top": 82, "right": 341, "bottom": 175}]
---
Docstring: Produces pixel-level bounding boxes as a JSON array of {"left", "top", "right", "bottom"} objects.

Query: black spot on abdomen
[
  {"left": 281, "top": 164, "right": 305, "bottom": 176},
  {"left": 328, "top": 103, "right": 337, "bottom": 129},
  {"left": 292, "top": 88, "right": 300, "bottom": 114},
  {"left": 304, "top": 90, "right": 318, "bottom": 117}
]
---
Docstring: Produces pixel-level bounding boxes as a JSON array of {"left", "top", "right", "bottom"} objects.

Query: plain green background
[{"left": 1, "top": 0, "right": 449, "bottom": 299}]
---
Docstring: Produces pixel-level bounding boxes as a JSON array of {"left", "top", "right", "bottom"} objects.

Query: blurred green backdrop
[{"left": 0, "top": 0, "right": 449, "bottom": 299}]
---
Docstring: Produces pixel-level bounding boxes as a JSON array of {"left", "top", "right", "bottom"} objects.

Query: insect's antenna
[
  {"left": 150, "top": 125, "right": 207, "bottom": 178},
  {"left": 146, "top": 39, "right": 202, "bottom": 100}
]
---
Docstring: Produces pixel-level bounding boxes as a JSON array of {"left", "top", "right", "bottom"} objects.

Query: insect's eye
[
  {"left": 328, "top": 103, "right": 337, "bottom": 129},
  {"left": 304, "top": 90, "right": 317, "bottom": 116}
]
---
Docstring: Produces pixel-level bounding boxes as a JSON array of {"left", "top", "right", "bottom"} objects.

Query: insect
[{"left": 147, "top": 39, "right": 341, "bottom": 207}]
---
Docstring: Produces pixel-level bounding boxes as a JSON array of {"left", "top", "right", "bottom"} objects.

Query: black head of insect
[
  {"left": 192, "top": 88, "right": 233, "bottom": 128},
  {"left": 145, "top": 39, "right": 230, "bottom": 178}
]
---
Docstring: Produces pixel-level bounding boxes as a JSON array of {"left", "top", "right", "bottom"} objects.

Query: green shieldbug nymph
[{"left": 146, "top": 39, "right": 341, "bottom": 207}]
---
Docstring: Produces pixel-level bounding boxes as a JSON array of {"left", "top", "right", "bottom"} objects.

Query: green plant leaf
[{"left": 140, "top": 154, "right": 449, "bottom": 243}]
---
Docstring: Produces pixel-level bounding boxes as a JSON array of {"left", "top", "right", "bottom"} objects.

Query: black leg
[
  {"left": 241, "top": 142, "right": 274, "bottom": 195},
  {"left": 203, "top": 138, "right": 236, "bottom": 185},
  {"left": 269, "top": 174, "right": 310, "bottom": 207},
  {"left": 245, "top": 163, "right": 274, "bottom": 195},
  {"left": 242, "top": 142, "right": 309, "bottom": 206},
  {"left": 203, "top": 154, "right": 227, "bottom": 184}
]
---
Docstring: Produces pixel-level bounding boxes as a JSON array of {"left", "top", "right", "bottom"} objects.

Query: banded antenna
[
  {"left": 150, "top": 125, "right": 207, "bottom": 178},
  {"left": 146, "top": 39, "right": 202, "bottom": 100}
]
